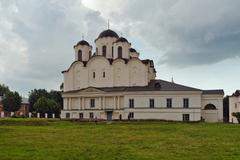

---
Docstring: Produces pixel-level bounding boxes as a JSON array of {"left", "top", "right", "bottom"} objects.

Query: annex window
[
  {"left": 78, "top": 50, "right": 82, "bottom": 61},
  {"left": 118, "top": 46, "right": 122, "bottom": 58},
  {"left": 166, "top": 98, "right": 172, "bottom": 108},
  {"left": 66, "top": 113, "right": 70, "bottom": 119},
  {"left": 96, "top": 47, "right": 98, "bottom": 55},
  {"left": 102, "top": 45, "right": 106, "bottom": 57},
  {"left": 183, "top": 114, "right": 190, "bottom": 121},
  {"left": 93, "top": 72, "right": 95, "bottom": 78},
  {"left": 79, "top": 113, "right": 83, "bottom": 119},
  {"left": 90, "top": 99, "right": 95, "bottom": 108},
  {"left": 149, "top": 99, "right": 155, "bottom": 108},
  {"left": 112, "top": 46, "right": 114, "bottom": 57},
  {"left": 89, "top": 112, "right": 94, "bottom": 119},
  {"left": 183, "top": 98, "right": 189, "bottom": 108},
  {"left": 103, "top": 71, "right": 105, "bottom": 78},
  {"left": 129, "top": 99, "right": 134, "bottom": 108},
  {"left": 129, "top": 112, "right": 134, "bottom": 119}
]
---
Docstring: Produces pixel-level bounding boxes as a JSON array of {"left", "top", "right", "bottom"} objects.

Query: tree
[
  {"left": 232, "top": 112, "right": 240, "bottom": 123},
  {"left": 33, "top": 97, "right": 61, "bottom": 116},
  {"left": 28, "top": 89, "right": 51, "bottom": 112},
  {"left": 49, "top": 90, "right": 63, "bottom": 109},
  {"left": 2, "top": 91, "right": 22, "bottom": 112},
  {"left": 0, "top": 84, "right": 10, "bottom": 96}
]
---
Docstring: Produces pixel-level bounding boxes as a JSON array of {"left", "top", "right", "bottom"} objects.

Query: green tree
[
  {"left": 28, "top": 89, "right": 51, "bottom": 112},
  {"left": 232, "top": 112, "right": 240, "bottom": 123},
  {"left": 2, "top": 91, "right": 22, "bottom": 112},
  {"left": 33, "top": 97, "right": 61, "bottom": 115},
  {"left": 49, "top": 90, "right": 63, "bottom": 109},
  {"left": 0, "top": 84, "right": 10, "bottom": 96}
]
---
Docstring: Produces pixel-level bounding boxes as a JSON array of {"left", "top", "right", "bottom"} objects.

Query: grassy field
[{"left": 0, "top": 119, "right": 240, "bottom": 160}]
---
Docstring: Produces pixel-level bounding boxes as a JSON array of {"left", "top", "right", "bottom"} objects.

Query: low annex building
[{"left": 61, "top": 29, "right": 224, "bottom": 122}]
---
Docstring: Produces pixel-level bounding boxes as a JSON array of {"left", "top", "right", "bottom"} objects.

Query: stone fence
[{"left": 0, "top": 111, "right": 57, "bottom": 118}]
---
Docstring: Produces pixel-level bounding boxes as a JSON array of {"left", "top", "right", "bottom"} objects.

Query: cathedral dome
[
  {"left": 115, "top": 37, "right": 128, "bottom": 43},
  {"left": 76, "top": 40, "right": 90, "bottom": 46},
  {"left": 129, "top": 48, "right": 137, "bottom": 52},
  {"left": 97, "top": 29, "right": 119, "bottom": 39}
]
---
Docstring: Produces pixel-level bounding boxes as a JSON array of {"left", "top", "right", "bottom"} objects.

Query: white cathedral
[{"left": 60, "top": 28, "right": 224, "bottom": 122}]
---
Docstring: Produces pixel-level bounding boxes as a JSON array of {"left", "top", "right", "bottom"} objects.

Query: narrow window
[
  {"left": 103, "top": 72, "right": 105, "bottom": 78},
  {"left": 89, "top": 112, "right": 94, "bottom": 119},
  {"left": 93, "top": 72, "right": 95, "bottom": 78},
  {"left": 183, "top": 114, "right": 190, "bottom": 121},
  {"left": 79, "top": 113, "right": 83, "bottom": 119},
  {"left": 183, "top": 98, "right": 189, "bottom": 108},
  {"left": 90, "top": 99, "right": 95, "bottom": 108},
  {"left": 149, "top": 99, "right": 154, "bottom": 108},
  {"left": 78, "top": 50, "right": 82, "bottom": 61},
  {"left": 118, "top": 46, "right": 122, "bottom": 58},
  {"left": 166, "top": 98, "right": 172, "bottom": 108},
  {"left": 102, "top": 45, "right": 106, "bottom": 57},
  {"left": 129, "top": 112, "right": 134, "bottom": 119},
  {"left": 112, "top": 46, "right": 114, "bottom": 58},
  {"left": 89, "top": 51, "right": 91, "bottom": 59},
  {"left": 96, "top": 47, "right": 98, "bottom": 55},
  {"left": 129, "top": 99, "right": 134, "bottom": 108},
  {"left": 66, "top": 113, "right": 70, "bottom": 119}
]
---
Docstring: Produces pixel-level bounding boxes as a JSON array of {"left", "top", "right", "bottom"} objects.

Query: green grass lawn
[{"left": 0, "top": 119, "right": 240, "bottom": 160}]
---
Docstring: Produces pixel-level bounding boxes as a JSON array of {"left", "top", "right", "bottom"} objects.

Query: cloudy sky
[{"left": 0, "top": 0, "right": 239, "bottom": 97}]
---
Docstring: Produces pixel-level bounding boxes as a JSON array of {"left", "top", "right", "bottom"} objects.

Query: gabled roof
[
  {"left": 202, "top": 90, "right": 224, "bottom": 95},
  {"left": 63, "top": 79, "right": 202, "bottom": 94}
]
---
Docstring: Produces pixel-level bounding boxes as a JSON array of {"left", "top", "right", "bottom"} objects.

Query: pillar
[
  {"left": 118, "top": 96, "right": 120, "bottom": 110},
  {"left": 52, "top": 113, "right": 55, "bottom": 119},
  {"left": 45, "top": 113, "right": 48, "bottom": 118},
  {"left": 10, "top": 112, "right": 14, "bottom": 117},
  {"left": 29, "top": 112, "right": 32, "bottom": 118},
  {"left": 103, "top": 97, "right": 105, "bottom": 109},
  {"left": 37, "top": 113, "right": 40, "bottom": 118},
  {"left": 81, "top": 97, "right": 85, "bottom": 110},
  {"left": 113, "top": 96, "right": 116, "bottom": 109},
  {"left": 1, "top": 111, "right": 4, "bottom": 118},
  {"left": 79, "top": 97, "right": 81, "bottom": 110},
  {"left": 99, "top": 97, "right": 102, "bottom": 109}
]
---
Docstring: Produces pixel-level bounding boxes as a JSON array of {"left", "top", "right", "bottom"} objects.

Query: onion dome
[
  {"left": 115, "top": 37, "right": 128, "bottom": 43},
  {"left": 97, "top": 29, "right": 119, "bottom": 39},
  {"left": 74, "top": 40, "right": 90, "bottom": 48},
  {"left": 129, "top": 48, "right": 137, "bottom": 52}
]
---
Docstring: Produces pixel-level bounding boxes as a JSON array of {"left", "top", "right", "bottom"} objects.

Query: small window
[
  {"left": 90, "top": 99, "right": 95, "bottom": 108},
  {"left": 79, "top": 113, "right": 83, "bottom": 119},
  {"left": 78, "top": 50, "right": 82, "bottom": 61},
  {"left": 149, "top": 99, "right": 154, "bottom": 108},
  {"left": 96, "top": 48, "right": 98, "bottom": 55},
  {"left": 89, "top": 112, "right": 94, "bottom": 119},
  {"left": 102, "top": 45, "right": 107, "bottom": 57},
  {"left": 112, "top": 46, "right": 114, "bottom": 57},
  {"left": 183, "top": 98, "right": 189, "bottom": 108},
  {"left": 129, "top": 99, "right": 134, "bottom": 108},
  {"left": 66, "top": 113, "right": 70, "bottom": 119},
  {"left": 103, "top": 72, "right": 105, "bottom": 78},
  {"left": 129, "top": 112, "right": 134, "bottom": 119},
  {"left": 93, "top": 72, "right": 95, "bottom": 78},
  {"left": 166, "top": 98, "right": 172, "bottom": 108},
  {"left": 183, "top": 114, "right": 190, "bottom": 121},
  {"left": 118, "top": 46, "right": 122, "bottom": 58}
]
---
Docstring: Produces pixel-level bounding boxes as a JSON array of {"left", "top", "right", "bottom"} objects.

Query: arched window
[
  {"left": 102, "top": 46, "right": 106, "bottom": 57},
  {"left": 118, "top": 46, "right": 122, "bottom": 58},
  {"left": 204, "top": 104, "right": 217, "bottom": 110},
  {"left": 78, "top": 50, "right": 82, "bottom": 61}
]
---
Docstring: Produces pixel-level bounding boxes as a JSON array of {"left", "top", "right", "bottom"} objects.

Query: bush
[{"left": 232, "top": 112, "right": 240, "bottom": 123}]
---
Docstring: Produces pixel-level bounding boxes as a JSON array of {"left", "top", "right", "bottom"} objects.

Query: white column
[
  {"left": 99, "top": 97, "right": 102, "bottom": 109},
  {"left": 69, "top": 98, "right": 72, "bottom": 110},
  {"left": 103, "top": 97, "right": 105, "bottom": 109},
  {"left": 37, "top": 113, "right": 40, "bottom": 118},
  {"left": 118, "top": 96, "right": 120, "bottom": 110},
  {"left": 82, "top": 97, "right": 85, "bottom": 110},
  {"left": 52, "top": 113, "right": 55, "bottom": 119},
  {"left": 28, "top": 112, "right": 32, "bottom": 118},
  {"left": 1, "top": 111, "right": 4, "bottom": 118},
  {"left": 113, "top": 96, "right": 116, "bottom": 109},
  {"left": 79, "top": 97, "right": 81, "bottom": 110},
  {"left": 45, "top": 113, "right": 48, "bottom": 118}
]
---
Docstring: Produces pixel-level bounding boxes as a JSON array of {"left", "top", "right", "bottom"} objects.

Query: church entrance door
[{"left": 106, "top": 111, "right": 112, "bottom": 121}]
